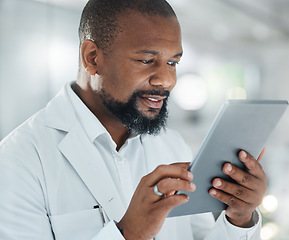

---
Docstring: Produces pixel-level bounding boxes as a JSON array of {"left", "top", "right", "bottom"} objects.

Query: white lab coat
[{"left": 0, "top": 84, "right": 261, "bottom": 240}]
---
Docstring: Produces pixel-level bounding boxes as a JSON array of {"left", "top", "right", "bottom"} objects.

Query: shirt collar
[{"left": 66, "top": 81, "right": 109, "bottom": 143}]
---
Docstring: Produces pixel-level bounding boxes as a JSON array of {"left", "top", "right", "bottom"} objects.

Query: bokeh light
[
  {"left": 261, "top": 222, "right": 279, "bottom": 240},
  {"left": 172, "top": 74, "right": 208, "bottom": 110},
  {"left": 260, "top": 195, "right": 279, "bottom": 214}
]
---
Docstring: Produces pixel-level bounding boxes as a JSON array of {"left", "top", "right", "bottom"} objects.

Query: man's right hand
[{"left": 116, "top": 162, "right": 196, "bottom": 240}]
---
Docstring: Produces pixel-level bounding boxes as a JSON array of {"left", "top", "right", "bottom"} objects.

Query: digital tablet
[{"left": 168, "top": 100, "right": 288, "bottom": 218}]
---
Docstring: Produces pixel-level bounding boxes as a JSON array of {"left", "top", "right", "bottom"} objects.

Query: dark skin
[
  {"left": 76, "top": 11, "right": 183, "bottom": 149},
  {"left": 211, "top": 148, "right": 266, "bottom": 227},
  {"left": 76, "top": 10, "right": 267, "bottom": 240}
]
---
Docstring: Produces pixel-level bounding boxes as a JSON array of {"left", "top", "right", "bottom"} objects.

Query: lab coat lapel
[
  {"left": 155, "top": 219, "right": 177, "bottom": 240},
  {"left": 58, "top": 122, "right": 126, "bottom": 222},
  {"left": 45, "top": 84, "right": 125, "bottom": 222}
]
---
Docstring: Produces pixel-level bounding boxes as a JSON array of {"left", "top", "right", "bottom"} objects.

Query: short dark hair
[{"left": 78, "top": 0, "right": 176, "bottom": 54}]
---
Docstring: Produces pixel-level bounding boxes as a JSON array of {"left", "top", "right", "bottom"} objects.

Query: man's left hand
[{"left": 209, "top": 148, "right": 267, "bottom": 228}]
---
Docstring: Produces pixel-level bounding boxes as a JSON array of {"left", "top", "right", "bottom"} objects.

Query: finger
[
  {"left": 222, "top": 163, "right": 262, "bottom": 190},
  {"left": 238, "top": 151, "right": 266, "bottom": 180},
  {"left": 209, "top": 188, "right": 253, "bottom": 211},
  {"left": 209, "top": 188, "right": 256, "bottom": 226},
  {"left": 212, "top": 178, "right": 257, "bottom": 204},
  {"left": 170, "top": 162, "right": 191, "bottom": 169},
  {"left": 145, "top": 164, "right": 194, "bottom": 187},
  {"left": 156, "top": 177, "right": 196, "bottom": 197},
  {"left": 257, "top": 147, "right": 266, "bottom": 162},
  {"left": 154, "top": 193, "right": 189, "bottom": 212}
]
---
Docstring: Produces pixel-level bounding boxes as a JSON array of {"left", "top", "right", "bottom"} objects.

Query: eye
[
  {"left": 167, "top": 61, "right": 179, "bottom": 67},
  {"left": 138, "top": 59, "right": 154, "bottom": 64}
]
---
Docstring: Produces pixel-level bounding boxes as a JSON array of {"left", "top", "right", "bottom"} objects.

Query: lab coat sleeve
[{"left": 204, "top": 210, "right": 261, "bottom": 240}]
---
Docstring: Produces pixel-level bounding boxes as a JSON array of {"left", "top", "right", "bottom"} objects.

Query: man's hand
[
  {"left": 116, "top": 162, "right": 196, "bottom": 240},
  {"left": 209, "top": 148, "right": 267, "bottom": 227}
]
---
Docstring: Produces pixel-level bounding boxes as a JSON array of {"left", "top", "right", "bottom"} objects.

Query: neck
[{"left": 73, "top": 79, "right": 130, "bottom": 151}]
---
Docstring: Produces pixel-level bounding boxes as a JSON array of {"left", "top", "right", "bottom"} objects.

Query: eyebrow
[{"left": 135, "top": 50, "right": 183, "bottom": 58}]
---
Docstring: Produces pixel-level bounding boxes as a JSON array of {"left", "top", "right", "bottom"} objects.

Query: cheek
[
  {"left": 99, "top": 59, "right": 150, "bottom": 101},
  {"left": 102, "top": 74, "right": 143, "bottom": 102},
  {"left": 169, "top": 68, "right": 177, "bottom": 88}
]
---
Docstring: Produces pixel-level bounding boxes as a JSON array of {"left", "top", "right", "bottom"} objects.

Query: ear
[{"left": 80, "top": 40, "right": 99, "bottom": 75}]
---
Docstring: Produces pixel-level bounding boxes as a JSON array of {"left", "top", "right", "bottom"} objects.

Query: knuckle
[
  {"left": 140, "top": 175, "right": 148, "bottom": 184},
  {"left": 155, "top": 164, "right": 167, "bottom": 174},
  {"left": 159, "top": 178, "right": 171, "bottom": 190},
  {"left": 241, "top": 175, "right": 251, "bottom": 184},
  {"left": 226, "top": 197, "right": 236, "bottom": 206},
  {"left": 235, "top": 188, "right": 244, "bottom": 197}
]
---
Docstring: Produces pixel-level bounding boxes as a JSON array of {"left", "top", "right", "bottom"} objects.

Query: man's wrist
[{"left": 226, "top": 211, "right": 258, "bottom": 228}]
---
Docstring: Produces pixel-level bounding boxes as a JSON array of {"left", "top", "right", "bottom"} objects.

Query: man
[{"left": 0, "top": 0, "right": 266, "bottom": 239}]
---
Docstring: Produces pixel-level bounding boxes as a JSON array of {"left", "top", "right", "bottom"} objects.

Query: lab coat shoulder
[
  {"left": 0, "top": 88, "right": 71, "bottom": 198},
  {"left": 0, "top": 87, "right": 85, "bottom": 239},
  {"left": 0, "top": 86, "right": 72, "bottom": 184},
  {"left": 0, "top": 108, "right": 49, "bottom": 178},
  {"left": 0, "top": 85, "right": 73, "bottom": 165}
]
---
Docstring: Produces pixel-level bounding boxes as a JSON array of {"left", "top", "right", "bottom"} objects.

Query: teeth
[{"left": 147, "top": 97, "right": 159, "bottom": 102}]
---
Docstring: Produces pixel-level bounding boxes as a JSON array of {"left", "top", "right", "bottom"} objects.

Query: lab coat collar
[
  {"left": 44, "top": 83, "right": 126, "bottom": 222},
  {"left": 66, "top": 81, "right": 108, "bottom": 143},
  {"left": 45, "top": 85, "right": 76, "bottom": 132}
]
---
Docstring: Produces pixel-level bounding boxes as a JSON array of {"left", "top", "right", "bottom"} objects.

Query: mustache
[{"left": 132, "top": 89, "right": 170, "bottom": 98}]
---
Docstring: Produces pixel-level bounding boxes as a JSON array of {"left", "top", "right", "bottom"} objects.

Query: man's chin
[
  {"left": 100, "top": 89, "right": 168, "bottom": 135},
  {"left": 141, "top": 108, "right": 161, "bottom": 119}
]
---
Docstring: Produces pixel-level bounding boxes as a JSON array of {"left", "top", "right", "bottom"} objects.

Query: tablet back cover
[{"left": 168, "top": 100, "right": 288, "bottom": 218}]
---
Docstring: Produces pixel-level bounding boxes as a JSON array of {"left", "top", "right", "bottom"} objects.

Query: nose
[{"left": 149, "top": 63, "right": 176, "bottom": 90}]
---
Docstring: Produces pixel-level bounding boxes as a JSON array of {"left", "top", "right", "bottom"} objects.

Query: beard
[{"left": 99, "top": 89, "right": 169, "bottom": 135}]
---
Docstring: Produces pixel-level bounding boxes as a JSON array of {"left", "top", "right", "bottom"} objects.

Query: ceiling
[
  {"left": 31, "top": 0, "right": 289, "bottom": 60},
  {"left": 32, "top": 0, "right": 289, "bottom": 37}
]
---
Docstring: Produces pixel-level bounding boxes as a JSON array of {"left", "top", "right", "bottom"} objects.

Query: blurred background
[{"left": 0, "top": 0, "right": 289, "bottom": 239}]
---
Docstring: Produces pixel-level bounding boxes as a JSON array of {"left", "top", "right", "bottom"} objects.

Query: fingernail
[
  {"left": 188, "top": 172, "right": 193, "bottom": 179},
  {"left": 190, "top": 183, "right": 196, "bottom": 190},
  {"left": 215, "top": 180, "right": 222, "bottom": 187},
  {"left": 210, "top": 189, "right": 217, "bottom": 195},
  {"left": 226, "top": 164, "right": 232, "bottom": 172},
  {"left": 241, "top": 151, "right": 247, "bottom": 159}
]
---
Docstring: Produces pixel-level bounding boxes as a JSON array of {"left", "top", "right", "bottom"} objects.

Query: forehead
[{"left": 111, "top": 11, "right": 182, "bottom": 54}]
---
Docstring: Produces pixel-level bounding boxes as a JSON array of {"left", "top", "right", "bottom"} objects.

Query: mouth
[{"left": 139, "top": 95, "right": 167, "bottom": 109}]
